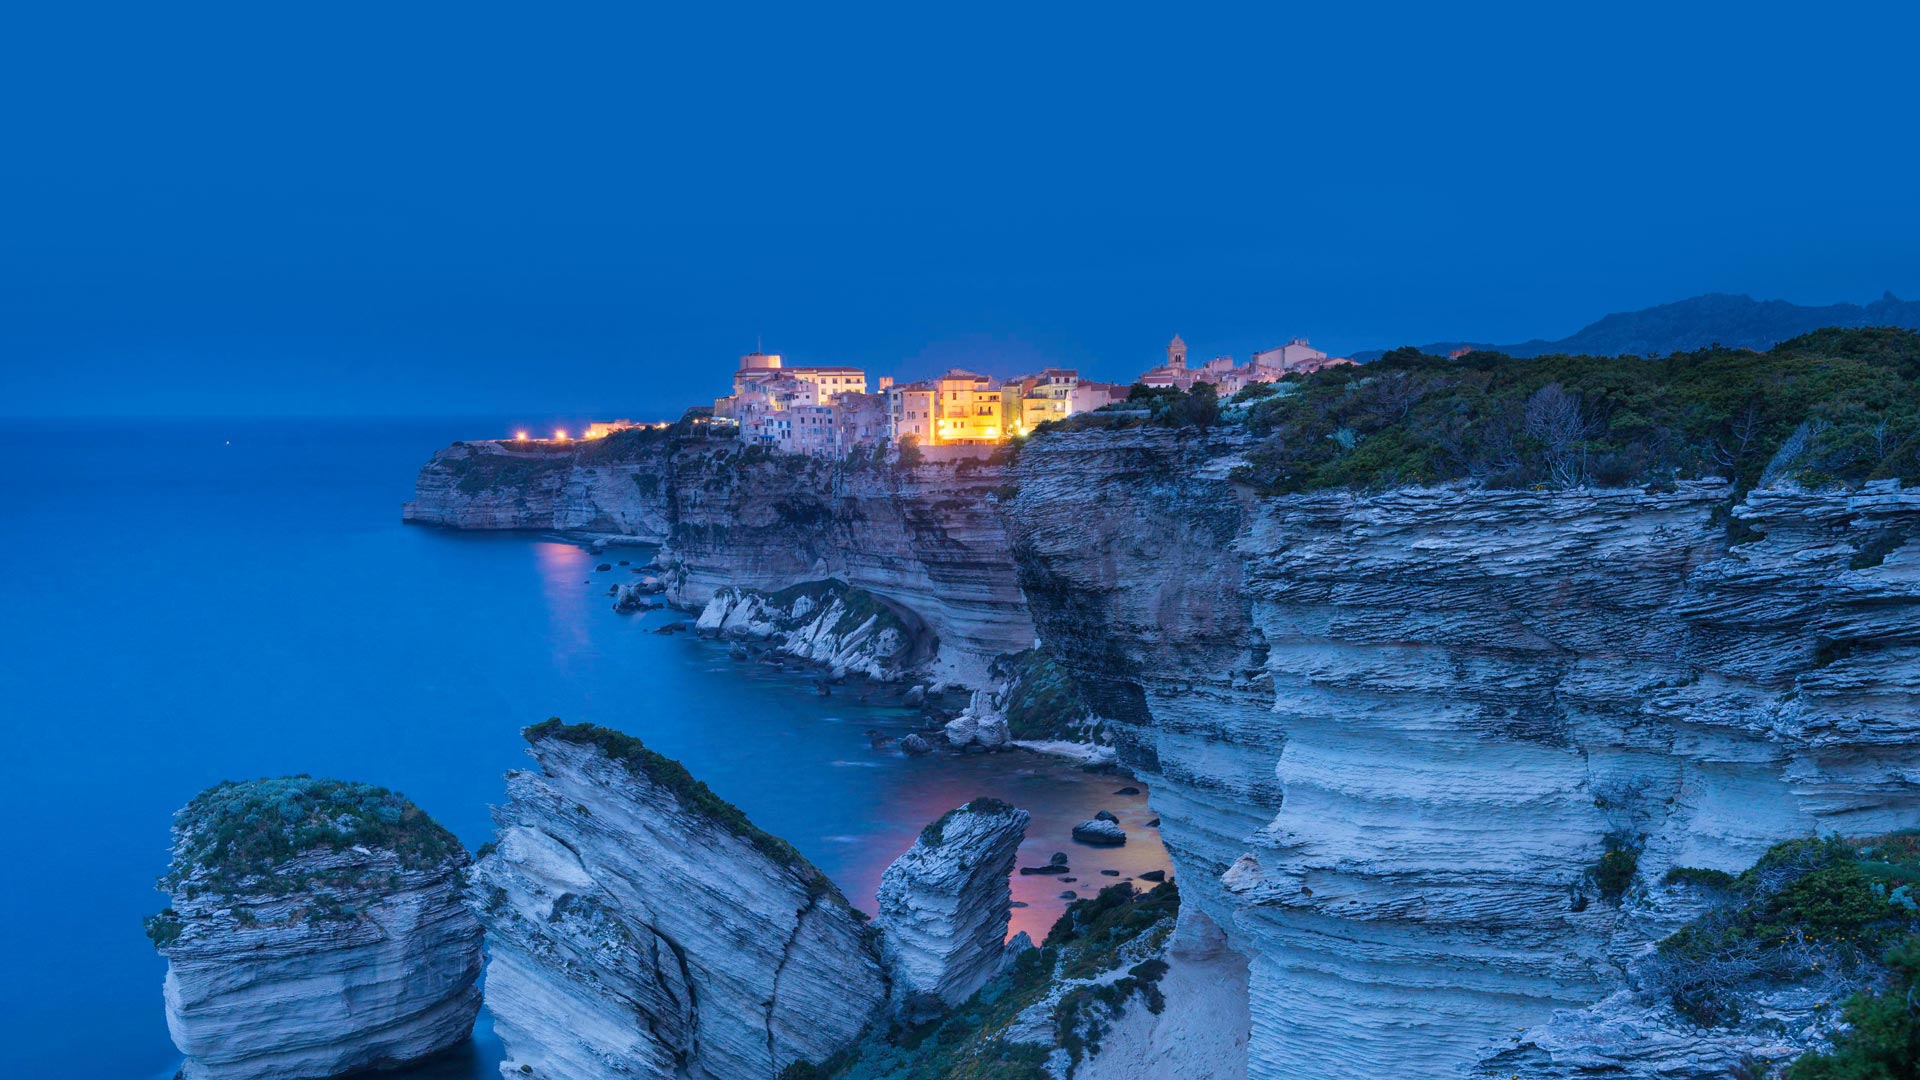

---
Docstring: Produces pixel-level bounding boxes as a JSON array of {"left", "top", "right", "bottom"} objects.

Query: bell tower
[{"left": 1167, "top": 334, "right": 1187, "bottom": 371}]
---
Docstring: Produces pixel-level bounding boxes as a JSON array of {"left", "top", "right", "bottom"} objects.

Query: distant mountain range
[{"left": 1354, "top": 292, "right": 1920, "bottom": 361}]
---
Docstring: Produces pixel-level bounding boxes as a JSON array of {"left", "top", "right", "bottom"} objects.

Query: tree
[
  {"left": 1524, "top": 382, "right": 1594, "bottom": 487},
  {"left": 895, "top": 435, "right": 924, "bottom": 470},
  {"left": 1174, "top": 382, "right": 1221, "bottom": 432}
]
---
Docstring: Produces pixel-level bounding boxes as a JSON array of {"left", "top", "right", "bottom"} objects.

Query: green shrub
[
  {"left": 993, "top": 648, "right": 1096, "bottom": 742},
  {"left": 1654, "top": 832, "right": 1920, "bottom": 1037},
  {"left": 1235, "top": 328, "right": 1920, "bottom": 494},
  {"left": 1664, "top": 866, "right": 1738, "bottom": 890},
  {"left": 143, "top": 911, "right": 183, "bottom": 949},
  {"left": 165, "top": 776, "right": 461, "bottom": 895},
  {"left": 1787, "top": 936, "right": 1920, "bottom": 1079},
  {"left": 1592, "top": 833, "right": 1641, "bottom": 902}
]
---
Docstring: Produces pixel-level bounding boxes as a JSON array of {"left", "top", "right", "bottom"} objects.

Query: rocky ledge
[
  {"left": 1009, "top": 424, "right": 1920, "bottom": 1078},
  {"left": 695, "top": 579, "right": 930, "bottom": 681},
  {"left": 472, "top": 720, "right": 890, "bottom": 1080},
  {"left": 402, "top": 429, "right": 676, "bottom": 536},
  {"left": 875, "top": 797, "right": 1030, "bottom": 1013},
  {"left": 406, "top": 429, "right": 1035, "bottom": 685},
  {"left": 147, "top": 777, "right": 483, "bottom": 1080}
]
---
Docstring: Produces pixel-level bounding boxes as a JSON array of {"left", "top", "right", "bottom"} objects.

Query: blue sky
[{"left": 3, "top": 2, "right": 1917, "bottom": 417}]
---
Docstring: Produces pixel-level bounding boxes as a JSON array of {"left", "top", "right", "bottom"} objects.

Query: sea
[{"left": 0, "top": 418, "right": 1166, "bottom": 1080}]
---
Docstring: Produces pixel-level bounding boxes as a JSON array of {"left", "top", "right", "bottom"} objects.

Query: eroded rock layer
[
  {"left": 876, "top": 798, "right": 1030, "bottom": 1008},
  {"left": 1007, "top": 427, "right": 1920, "bottom": 1079},
  {"left": 406, "top": 433, "right": 1033, "bottom": 683},
  {"left": 150, "top": 778, "right": 483, "bottom": 1080},
  {"left": 695, "top": 580, "right": 930, "bottom": 680},
  {"left": 403, "top": 435, "right": 675, "bottom": 537},
  {"left": 472, "top": 721, "right": 889, "bottom": 1080}
]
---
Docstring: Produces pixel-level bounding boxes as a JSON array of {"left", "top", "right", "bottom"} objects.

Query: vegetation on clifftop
[
  {"left": 162, "top": 776, "right": 462, "bottom": 897},
  {"left": 1232, "top": 328, "right": 1920, "bottom": 494},
  {"left": 918, "top": 797, "right": 1016, "bottom": 849},
  {"left": 1037, "top": 328, "right": 1920, "bottom": 498},
  {"left": 524, "top": 718, "right": 823, "bottom": 881}
]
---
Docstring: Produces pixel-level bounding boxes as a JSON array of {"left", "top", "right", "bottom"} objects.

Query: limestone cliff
[
  {"left": 403, "top": 432, "right": 676, "bottom": 537},
  {"left": 1007, "top": 426, "right": 1920, "bottom": 1079},
  {"left": 875, "top": 798, "right": 1030, "bottom": 1009},
  {"left": 655, "top": 449, "right": 1033, "bottom": 684},
  {"left": 695, "top": 579, "right": 932, "bottom": 681},
  {"left": 406, "top": 433, "right": 1032, "bottom": 684},
  {"left": 472, "top": 720, "right": 889, "bottom": 1080},
  {"left": 147, "top": 777, "right": 483, "bottom": 1080}
]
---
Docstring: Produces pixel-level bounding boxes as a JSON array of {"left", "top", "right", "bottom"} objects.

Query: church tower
[{"left": 1167, "top": 334, "right": 1187, "bottom": 371}]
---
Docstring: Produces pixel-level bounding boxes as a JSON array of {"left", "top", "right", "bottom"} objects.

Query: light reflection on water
[{"left": 0, "top": 419, "right": 1169, "bottom": 1080}]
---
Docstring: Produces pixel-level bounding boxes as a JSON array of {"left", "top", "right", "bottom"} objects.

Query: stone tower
[{"left": 1167, "top": 334, "right": 1187, "bottom": 371}]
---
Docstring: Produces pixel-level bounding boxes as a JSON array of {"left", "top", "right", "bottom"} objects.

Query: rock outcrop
[
  {"left": 1071, "top": 819, "right": 1127, "bottom": 846},
  {"left": 875, "top": 798, "right": 1030, "bottom": 1009},
  {"left": 472, "top": 720, "right": 889, "bottom": 1080},
  {"left": 695, "top": 580, "right": 929, "bottom": 680},
  {"left": 147, "top": 777, "right": 482, "bottom": 1080},
  {"left": 1007, "top": 426, "right": 1920, "bottom": 1079},
  {"left": 657, "top": 448, "right": 1034, "bottom": 684},
  {"left": 406, "top": 432, "right": 1034, "bottom": 684},
  {"left": 403, "top": 430, "right": 676, "bottom": 536}
]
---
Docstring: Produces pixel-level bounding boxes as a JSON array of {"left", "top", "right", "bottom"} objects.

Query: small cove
[{"left": 0, "top": 419, "right": 1168, "bottom": 1079}]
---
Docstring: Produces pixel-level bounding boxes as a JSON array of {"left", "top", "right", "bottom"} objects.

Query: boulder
[
  {"left": 1072, "top": 818, "right": 1128, "bottom": 846},
  {"left": 943, "top": 714, "right": 978, "bottom": 748},
  {"left": 900, "top": 733, "right": 933, "bottom": 756}
]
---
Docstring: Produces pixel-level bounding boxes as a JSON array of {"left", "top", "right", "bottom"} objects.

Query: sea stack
[
  {"left": 473, "top": 719, "right": 887, "bottom": 1080},
  {"left": 147, "top": 777, "right": 483, "bottom": 1080},
  {"left": 875, "top": 798, "right": 1030, "bottom": 1009}
]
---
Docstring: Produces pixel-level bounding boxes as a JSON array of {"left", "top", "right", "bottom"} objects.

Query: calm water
[{"left": 0, "top": 419, "right": 1165, "bottom": 1080}]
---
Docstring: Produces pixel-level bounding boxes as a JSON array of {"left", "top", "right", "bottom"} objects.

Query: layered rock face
[
  {"left": 148, "top": 778, "right": 482, "bottom": 1080},
  {"left": 473, "top": 721, "right": 889, "bottom": 1080},
  {"left": 695, "top": 580, "right": 931, "bottom": 680},
  {"left": 407, "top": 434, "right": 1033, "bottom": 684},
  {"left": 1008, "top": 428, "right": 1920, "bottom": 1078},
  {"left": 659, "top": 450, "right": 1034, "bottom": 684},
  {"left": 403, "top": 432, "right": 676, "bottom": 536},
  {"left": 875, "top": 798, "right": 1030, "bottom": 1008}
]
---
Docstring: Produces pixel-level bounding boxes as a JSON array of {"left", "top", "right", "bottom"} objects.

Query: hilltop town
[{"left": 550, "top": 334, "right": 1353, "bottom": 459}]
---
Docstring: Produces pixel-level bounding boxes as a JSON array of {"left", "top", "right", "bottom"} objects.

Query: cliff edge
[{"left": 148, "top": 777, "right": 482, "bottom": 1080}]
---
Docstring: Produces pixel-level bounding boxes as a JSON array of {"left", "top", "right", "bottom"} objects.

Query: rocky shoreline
[{"left": 389, "top": 410, "right": 1920, "bottom": 1078}]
